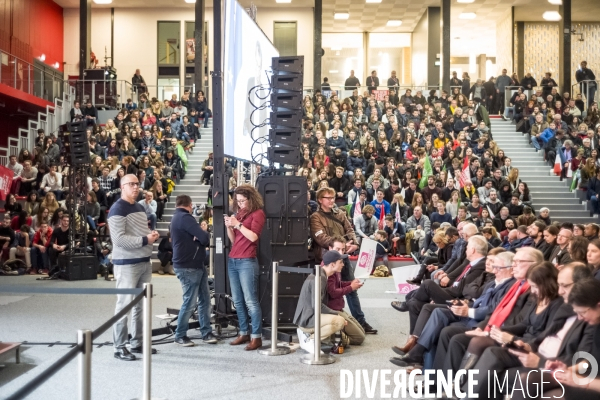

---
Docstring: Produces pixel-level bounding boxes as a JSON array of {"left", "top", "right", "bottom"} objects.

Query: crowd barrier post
[
  {"left": 209, "top": 233, "right": 215, "bottom": 277},
  {"left": 142, "top": 283, "right": 153, "bottom": 400},
  {"left": 77, "top": 329, "right": 92, "bottom": 400},
  {"left": 300, "top": 264, "right": 335, "bottom": 365},
  {"left": 258, "top": 262, "right": 291, "bottom": 356}
]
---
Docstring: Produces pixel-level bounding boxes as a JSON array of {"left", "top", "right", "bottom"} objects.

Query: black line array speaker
[
  {"left": 268, "top": 56, "right": 304, "bottom": 166},
  {"left": 62, "top": 124, "right": 91, "bottom": 165},
  {"left": 257, "top": 175, "right": 309, "bottom": 325}
]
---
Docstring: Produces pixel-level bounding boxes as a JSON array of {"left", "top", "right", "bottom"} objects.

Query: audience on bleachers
[{"left": 0, "top": 89, "right": 221, "bottom": 275}]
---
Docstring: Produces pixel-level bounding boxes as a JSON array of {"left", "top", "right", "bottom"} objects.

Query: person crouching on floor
[{"left": 294, "top": 250, "right": 349, "bottom": 354}]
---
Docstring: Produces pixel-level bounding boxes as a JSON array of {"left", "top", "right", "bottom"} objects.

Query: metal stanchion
[
  {"left": 209, "top": 233, "right": 214, "bottom": 277},
  {"left": 142, "top": 283, "right": 152, "bottom": 400},
  {"left": 300, "top": 264, "right": 336, "bottom": 365},
  {"left": 77, "top": 329, "right": 92, "bottom": 400},
  {"left": 258, "top": 262, "right": 291, "bottom": 356}
]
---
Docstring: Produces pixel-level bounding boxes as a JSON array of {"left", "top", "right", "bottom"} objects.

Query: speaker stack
[
  {"left": 64, "top": 121, "right": 91, "bottom": 165},
  {"left": 257, "top": 175, "right": 309, "bottom": 326},
  {"left": 268, "top": 56, "right": 304, "bottom": 166}
]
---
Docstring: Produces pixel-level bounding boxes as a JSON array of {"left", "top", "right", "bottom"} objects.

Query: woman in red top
[{"left": 224, "top": 185, "right": 266, "bottom": 351}]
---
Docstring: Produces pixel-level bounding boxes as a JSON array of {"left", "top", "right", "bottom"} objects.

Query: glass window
[
  {"left": 367, "top": 33, "right": 411, "bottom": 87},
  {"left": 322, "top": 33, "right": 364, "bottom": 93},
  {"left": 158, "top": 22, "right": 181, "bottom": 66},
  {"left": 157, "top": 78, "right": 180, "bottom": 102}
]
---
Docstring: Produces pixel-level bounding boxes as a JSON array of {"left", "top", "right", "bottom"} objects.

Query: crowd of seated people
[
  {"left": 300, "top": 76, "right": 546, "bottom": 259},
  {"left": 1, "top": 88, "right": 215, "bottom": 276}
]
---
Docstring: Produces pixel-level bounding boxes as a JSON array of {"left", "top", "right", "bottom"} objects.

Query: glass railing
[
  {"left": 571, "top": 80, "right": 598, "bottom": 112},
  {"left": 0, "top": 51, "right": 68, "bottom": 102}
]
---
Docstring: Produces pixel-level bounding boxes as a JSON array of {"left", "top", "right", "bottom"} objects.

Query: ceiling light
[
  {"left": 184, "top": 0, "right": 195, "bottom": 3},
  {"left": 459, "top": 13, "right": 476, "bottom": 19},
  {"left": 330, "top": 46, "right": 342, "bottom": 51},
  {"left": 457, "top": 0, "right": 475, "bottom": 3},
  {"left": 334, "top": 13, "right": 350, "bottom": 20},
  {"left": 93, "top": 0, "right": 112, "bottom": 4},
  {"left": 39, "top": 54, "right": 46, "bottom": 61},
  {"left": 547, "top": 0, "right": 562, "bottom": 4},
  {"left": 276, "top": 0, "right": 291, "bottom": 3},
  {"left": 387, "top": 20, "right": 402, "bottom": 27},
  {"left": 543, "top": 11, "right": 562, "bottom": 21},
  {"left": 53, "top": 62, "right": 60, "bottom": 69},
  {"left": 366, "top": 0, "right": 382, "bottom": 3}
]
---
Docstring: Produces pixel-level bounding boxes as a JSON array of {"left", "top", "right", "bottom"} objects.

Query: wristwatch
[{"left": 236, "top": 223, "right": 243, "bottom": 230}]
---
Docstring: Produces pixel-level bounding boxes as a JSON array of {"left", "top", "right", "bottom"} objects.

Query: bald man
[{"left": 108, "top": 174, "right": 160, "bottom": 361}]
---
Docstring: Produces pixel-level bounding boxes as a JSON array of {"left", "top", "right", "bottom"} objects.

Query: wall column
[
  {"left": 516, "top": 21, "right": 525, "bottom": 79},
  {"left": 440, "top": 0, "right": 450, "bottom": 92},
  {"left": 79, "top": 0, "right": 91, "bottom": 79},
  {"left": 559, "top": 0, "right": 572, "bottom": 93},
  {"left": 313, "top": 0, "right": 322, "bottom": 90},
  {"left": 194, "top": 0, "right": 206, "bottom": 94}
]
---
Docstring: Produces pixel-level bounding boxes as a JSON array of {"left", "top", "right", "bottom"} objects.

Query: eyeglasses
[
  {"left": 574, "top": 307, "right": 591, "bottom": 318},
  {"left": 491, "top": 265, "right": 512, "bottom": 270},
  {"left": 321, "top": 196, "right": 335, "bottom": 200},
  {"left": 236, "top": 199, "right": 248, "bottom": 204},
  {"left": 123, "top": 182, "right": 140, "bottom": 188}
]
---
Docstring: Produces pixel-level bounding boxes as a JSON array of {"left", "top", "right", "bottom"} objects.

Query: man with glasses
[
  {"left": 433, "top": 247, "right": 544, "bottom": 378},
  {"left": 390, "top": 250, "right": 515, "bottom": 368},
  {"left": 549, "top": 228, "right": 574, "bottom": 267},
  {"left": 310, "top": 187, "right": 358, "bottom": 263},
  {"left": 108, "top": 174, "right": 160, "bottom": 361}
]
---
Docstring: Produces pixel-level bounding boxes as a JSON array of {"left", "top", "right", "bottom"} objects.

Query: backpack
[{"left": 166, "top": 178, "right": 176, "bottom": 195}]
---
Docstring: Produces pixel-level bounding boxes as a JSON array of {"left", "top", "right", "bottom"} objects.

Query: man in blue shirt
[{"left": 370, "top": 189, "right": 391, "bottom": 220}]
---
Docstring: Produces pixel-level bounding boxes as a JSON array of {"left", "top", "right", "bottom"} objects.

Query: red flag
[
  {"left": 553, "top": 154, "right": 562, "bottom": 176},
  {"left": 458, "top": 157, "right": 471, "bottom": 188},
  {"left": 0, "top": 165, "right": 12, "bottom": 201},
  {"left": 378, "top": 205, "right": 385, "bottom": 230}
]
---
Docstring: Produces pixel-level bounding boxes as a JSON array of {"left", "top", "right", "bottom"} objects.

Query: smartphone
[
  {"left": 505, "top": 341, "right": 529, "bottom": 353},
  {"left": 359, "top": 279, "right": 366, "bottom": 284},
  {"left": 446, "top": 300, "right": 464, "bottom": 306}
]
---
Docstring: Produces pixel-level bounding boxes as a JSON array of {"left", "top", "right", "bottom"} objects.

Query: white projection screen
[{"left": 223, "top": 0, "right": 279, "bottom": 164}]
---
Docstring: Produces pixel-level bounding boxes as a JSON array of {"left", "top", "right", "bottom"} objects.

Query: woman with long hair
[
  {"left": 40, "top": 191, "right": 60, "bottom": 215},
  {"left": 587, "top": 239, "right": 600, "bottom": 279},
  {"left": 84, "top": 191, "right": 100, "bottom": 231},
  {"left": 514, "top": 182, "right": 533, "bottom": 207},
  {"left": 151, "top": 180, "right": 168, "bottom": 221},
  {"left": 410, "top": 192, "right": 428, "bottom": 216},
  {"left": 579, "top": 157, "right": 596, "bottom": 189},
  {"left": 446, "top": 190, "right": 460, "bottom": 218},
  {"left": 390, "top": 193, "right": 409, "bottom": 226},
  {"left": 313, "top": 147, "right": 329, "bottom": 167},
  {"left": 224, "top": 185, "right": 266, "bottom": 351},
  {"left": 507, "top": 168, "right": 521, "bottom": 192},
  {"left": 50, "top": 208, "right": 65, "bottom": 229},
  {"left": 31, "top": 207, "right": 50, "bottom": 230},
  {"left": 24, "top": 191, "right": 40, "bottom": 217},
  {"left": 4, "top": 193, "right": 23, "bottom": 217}
]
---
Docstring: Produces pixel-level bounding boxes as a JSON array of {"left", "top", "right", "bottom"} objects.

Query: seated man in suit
[
  {"left": 431, "top": 247, "right": 544, "bottom": 383},
  {"left": 393, "top": 235, "right": 490, "bottom": 337},
  {"left": 390, "top": 250, "right": 515, "bottom": 367}
]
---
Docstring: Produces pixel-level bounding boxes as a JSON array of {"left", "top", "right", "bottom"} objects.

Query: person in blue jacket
[
  {"left": 171, "top": 194, "right": 214, "bottom": 347},
  {"left": 532, "top": 122, "right": 556, "bottom": 151}
]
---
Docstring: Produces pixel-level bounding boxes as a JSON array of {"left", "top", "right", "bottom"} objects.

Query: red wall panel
[{"left": 0, "top": 0, "right": 63, "bottom": 71}]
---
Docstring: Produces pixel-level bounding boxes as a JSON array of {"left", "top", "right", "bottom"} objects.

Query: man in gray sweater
[
  {"left": 108, "top": 174, "right": 160, "bottom": 361},
  {"left": 294, "top": 251, "right": 347, "bottom": 353}
]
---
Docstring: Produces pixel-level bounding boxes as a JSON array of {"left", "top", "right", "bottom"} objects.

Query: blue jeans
[
  {"left": 228, "top": 257, "right": 262, "bottom": 338},
  {"left": 147, "top": 213, "right": 157, "bottom": 230},
  {"left": 86, "top": 215, "right": 97, "bottom": 230},
  {"left": 174, "top": 267, "right": 213, "bottom": 339},
  {"left": 532, "top": 137, "right": 543, "bottom": 150},
  {"left": 31, "top": 246, "right": 50, "bottom": 270},
  {"left": 345, "top": 290, "right": 365, "bottom": 325}
]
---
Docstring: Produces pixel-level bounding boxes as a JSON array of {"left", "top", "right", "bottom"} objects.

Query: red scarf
[{"left": 485, "top": 280, "right": 530, "bottom": 332}]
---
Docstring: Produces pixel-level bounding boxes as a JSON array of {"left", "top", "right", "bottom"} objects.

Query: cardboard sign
[
  {"left": 354, "top": 238, "right": 378, "bottom": 279},
  {"left": 392, "top": 264, "right": 422, "bottom": 294},
  {"left": 0, "top": 165, "right": 12, "bottom": 201}
]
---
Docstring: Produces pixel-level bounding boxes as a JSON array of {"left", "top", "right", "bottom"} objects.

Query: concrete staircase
[
  {"left": 151, "top": 121, "right": 213, "bottom": 268},
  {"left": 490, "top": 117, "right": 593, "bottom": 223}
]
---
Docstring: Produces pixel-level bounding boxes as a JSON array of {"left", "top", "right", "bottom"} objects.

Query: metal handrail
[{"left": 2, "top": 284, "right": 152, "bottom": 400}]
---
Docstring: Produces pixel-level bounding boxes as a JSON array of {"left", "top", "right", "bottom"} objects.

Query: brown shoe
[
  {"left": 230, "top": 335, "right": 250, "bottom": 346},
  {"left": 392, "top": 335, "right": 418, "bottom": 355},
  {"left": 244, "top": 338, "right": 262, "bottom": 351}
]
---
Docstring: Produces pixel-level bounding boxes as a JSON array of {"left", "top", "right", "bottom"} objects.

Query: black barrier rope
[{"left": 3, "top": 286, "right": 148, "bottom": 400}]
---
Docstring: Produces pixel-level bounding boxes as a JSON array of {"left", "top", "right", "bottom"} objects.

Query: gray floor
[{"left": 0, "top": 274, "right": 413, "bottom": 400}]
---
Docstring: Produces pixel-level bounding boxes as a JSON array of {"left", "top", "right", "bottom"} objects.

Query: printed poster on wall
[
  {"left": 392, "top": 264, "right": 421, "bottom": 294},
  {"left": 354, "top": 238, "right": 378, "bottom": 279}
]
